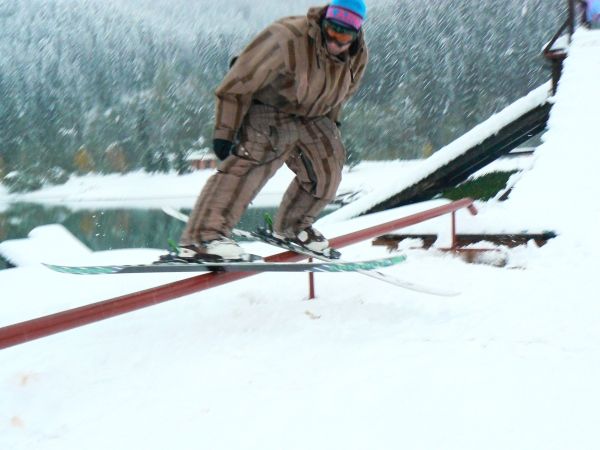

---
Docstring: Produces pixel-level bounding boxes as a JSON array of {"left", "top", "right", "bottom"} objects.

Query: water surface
[{"left": 0, "top": 203, "right": 333, "bottom": 269}]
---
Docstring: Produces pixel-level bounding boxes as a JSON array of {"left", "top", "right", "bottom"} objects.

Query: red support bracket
[{"left": 308, "top": 259, "right": 316, "bottom": 300}]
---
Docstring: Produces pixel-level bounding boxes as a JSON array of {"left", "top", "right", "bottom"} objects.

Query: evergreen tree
[{"left": 0, "top": 0, "right": 565, "bottom": 190}]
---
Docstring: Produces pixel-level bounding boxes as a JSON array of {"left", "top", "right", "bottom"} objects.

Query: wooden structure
[
  {"left": 350, "top": 0, "right": 581, "bottom": 214},
  {"left": 363, "top": 101, "right": 552, "bottom": 214},
  {"left": 186, "top": 149, "right": 217, "bottom": 170},
  {"left": 543, "top": 0, "right": 585, "bottom": 93},
  {"left": 373, "top": 232, "right": 557, "bottom": 251}
]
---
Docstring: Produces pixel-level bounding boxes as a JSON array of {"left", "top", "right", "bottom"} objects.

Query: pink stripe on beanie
[{"left": 326, "top": 6, "right": 364, "bottom": 30}]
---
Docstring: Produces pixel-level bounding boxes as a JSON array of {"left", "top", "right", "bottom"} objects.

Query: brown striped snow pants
[{"left": 181, "top": 104, "right": 346, "bottom": 244}]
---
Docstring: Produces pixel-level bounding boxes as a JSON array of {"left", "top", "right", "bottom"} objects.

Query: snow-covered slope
[
  {"left": 495, "top": 29, "right": 600, "bottom": 234},
  {"left": 0, "top": 161, "right": 421, "bottom": 210},
  {"left": 457, "top": 28, "right": 600, "bottom": 243}
]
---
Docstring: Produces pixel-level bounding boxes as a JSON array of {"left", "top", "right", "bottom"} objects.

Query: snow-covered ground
[
  {"left": 0, "top": 160, "right": 421, "bottom": 210},
  {"left": 1, "top": 28, "right": 600, "bottom": 450},
  {"left": 0, "top": 154, "right": 532, "bottom": 210}
]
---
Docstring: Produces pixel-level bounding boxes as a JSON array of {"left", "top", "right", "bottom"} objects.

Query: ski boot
[
  {"left": 272, "top": 226, "right": 341, "bottom": 259},
  {"left": 158, "top": 237, "right": 259, "bottom": 264}
]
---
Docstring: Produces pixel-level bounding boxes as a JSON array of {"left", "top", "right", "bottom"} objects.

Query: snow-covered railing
[{"left": 0, "top": 198, "right": 477, "bottom": 350}]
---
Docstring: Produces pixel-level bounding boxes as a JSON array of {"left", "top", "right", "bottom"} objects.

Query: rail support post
[{"left": 308, "top": 258, "right": 316, "bottom": 300}]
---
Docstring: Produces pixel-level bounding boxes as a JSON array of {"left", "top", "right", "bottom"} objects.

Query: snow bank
[
  {"left": 6, "top": 170, "right": 220, "bottom": 210},
  {"left": 459, "top": 29, "right": 600, "bottom": 245},
  {"left": 0, "top": 225, "right": 93, "bottom": 267},
  {"left": 505, "top": 28, "right": 600, "bottom": 233}
]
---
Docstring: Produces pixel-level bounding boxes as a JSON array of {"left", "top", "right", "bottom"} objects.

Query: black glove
[{"left": 213, "top": 139, "right": 234, "bottom": 161}]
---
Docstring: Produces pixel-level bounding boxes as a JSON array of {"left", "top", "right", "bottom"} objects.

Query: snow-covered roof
[
  {"left": 322, "top": 81, "right": 552, "bottom": 223},
  {"left": 186, "top": 149, "right": 217, "bottom": 161}
]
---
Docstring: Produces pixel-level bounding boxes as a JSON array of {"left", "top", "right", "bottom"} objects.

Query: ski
[
  {"left": 43, "top": 256, "right": 406, "bottom": 275},
  {"left": 161, "top": 206, "right": 459, "bottom": 297}
]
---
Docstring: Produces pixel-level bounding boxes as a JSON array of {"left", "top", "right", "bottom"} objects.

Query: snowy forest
[{"left": 0, "top": 0, "right": 562, "bottom": 192}]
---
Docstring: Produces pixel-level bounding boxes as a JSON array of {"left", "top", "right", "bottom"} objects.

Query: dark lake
[{"left": 0, "top": 203, "right": 333, "bottom": 269}]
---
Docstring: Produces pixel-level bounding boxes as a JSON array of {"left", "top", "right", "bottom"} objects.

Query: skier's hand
[{"left": 213, "top": 139, "right": 234, "bottom": 161}]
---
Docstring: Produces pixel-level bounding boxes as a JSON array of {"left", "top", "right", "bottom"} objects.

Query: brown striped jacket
[{"left": 214, "top": 5, "right": 369, "bottom": 142}]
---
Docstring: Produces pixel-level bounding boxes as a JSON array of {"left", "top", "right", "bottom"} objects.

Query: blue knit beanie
[{"left": 329, "top": 0, "right": 367, "bottom": 20}]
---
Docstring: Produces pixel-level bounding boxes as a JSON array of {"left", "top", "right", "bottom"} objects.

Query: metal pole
[
  {"left": 308, "top": 259, "right": 316, "bottom": 300},
  {"left": 568, "top": 0, "right": 575, "bottom": 40},
  {"left": 451, "top": 211, "right": 458, "bottom": 251},
  {"left": 0, "top": 198, "right": 478, "bottom": 350},
  {"left": 330, "top": 198, "right": 477, "bottom": 249}
]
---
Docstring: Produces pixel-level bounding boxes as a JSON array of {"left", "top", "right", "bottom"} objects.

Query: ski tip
[
  {"left": 161, "top": 206, "right": 189, "bottom": 222},
  {"left": 42, "top": 263, "right": 118, "bottom": 275},
  {"left": 43, "top": 263, "right": 71, "bottom": 273}
]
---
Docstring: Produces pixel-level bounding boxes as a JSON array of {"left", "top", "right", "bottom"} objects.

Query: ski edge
[
  {"left": 161, "top": 206, "right": 460, "bottom": 297},
  {"left": 43, "top": 255, "right": 407, "bottom": 275}
]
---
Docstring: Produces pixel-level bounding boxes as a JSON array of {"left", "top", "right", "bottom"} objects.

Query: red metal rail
[{"left": 0, "top": 198, "right": 476, "bottom": 350}]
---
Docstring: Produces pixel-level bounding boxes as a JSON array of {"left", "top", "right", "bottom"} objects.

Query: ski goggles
[{"left": 323, "top": 19, "right": 358, "bottom": 45}]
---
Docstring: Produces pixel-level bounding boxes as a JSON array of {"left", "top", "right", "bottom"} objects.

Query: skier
[
  {"left": 175, "top": 1, "right": 369, "bottom": 261},
  {"left": 586, "top": 0, "right": 600, "bottom": 28}
]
